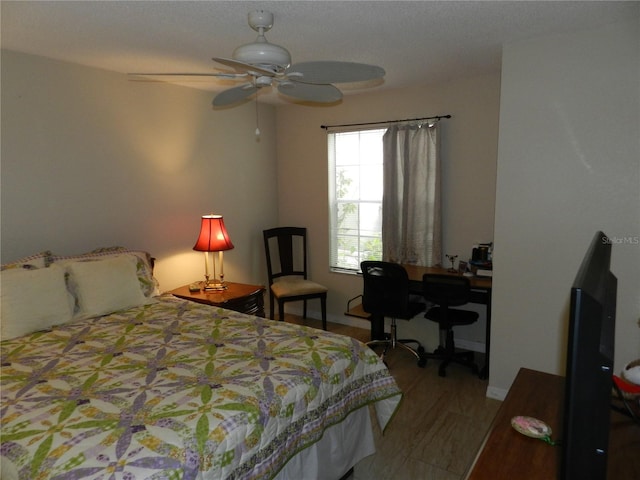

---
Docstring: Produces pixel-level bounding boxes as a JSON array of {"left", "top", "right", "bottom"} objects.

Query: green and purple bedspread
[{"left": 1, "top": 297, "right": 401, "bottom": 479}]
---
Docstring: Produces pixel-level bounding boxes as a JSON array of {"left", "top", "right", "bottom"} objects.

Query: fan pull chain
[{"left": 255, "top": 94, "right": 261, "bottom": 137}]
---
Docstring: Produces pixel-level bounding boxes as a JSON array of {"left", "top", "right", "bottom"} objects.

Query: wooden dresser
[{"left": 466, "top": 368, "right": 640, "bottom": 480}]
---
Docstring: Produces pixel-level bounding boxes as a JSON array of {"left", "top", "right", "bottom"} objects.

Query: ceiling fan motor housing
[
  {"left": 233, "top": 41, "right": 291, "bottom": 72},
  {"left": 232, "top": 10, "right": 291, "bottom": 73}
]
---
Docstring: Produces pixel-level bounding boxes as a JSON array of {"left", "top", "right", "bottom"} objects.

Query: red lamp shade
[{"left": 193, "top": 215, "right": 234, "bottom": 252}]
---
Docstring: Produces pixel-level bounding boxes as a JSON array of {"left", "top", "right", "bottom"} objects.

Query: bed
[{"left": 0, "top": 248, "right": 402, "bottom": 480}]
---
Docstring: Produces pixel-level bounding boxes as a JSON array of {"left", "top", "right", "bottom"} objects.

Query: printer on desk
[{"left": 470, "top": 243, "right": 493, "bottom": 277}]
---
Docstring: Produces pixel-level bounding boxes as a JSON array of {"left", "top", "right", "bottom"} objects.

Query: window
[
  {"left": 329, "top": 121, "right": 442, "bottom": 271},
  {"left": 328, "top": 129, "right": 386, "bottom": 272}
]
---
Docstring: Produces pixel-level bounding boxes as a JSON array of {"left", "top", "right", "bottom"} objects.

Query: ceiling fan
[{"left": 130, "top": 10, "right": 385, "bottom": 107}]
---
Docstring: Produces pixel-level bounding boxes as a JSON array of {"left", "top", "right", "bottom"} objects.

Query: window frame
[{"left": 328, "top": 128, "right": 386, "bottom": 274}]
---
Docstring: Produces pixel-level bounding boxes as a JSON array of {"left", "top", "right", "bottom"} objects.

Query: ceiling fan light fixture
[
  {"left": 255, "top": 76, "right": 272, "bottom": 87},
  {"left": 232, "top": 41, "right": 291, "bottom": 73}
]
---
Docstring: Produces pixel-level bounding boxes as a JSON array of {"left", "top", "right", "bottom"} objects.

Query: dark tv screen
[{"left": 561, "top": 231, "right": 617, "bottom": 480}]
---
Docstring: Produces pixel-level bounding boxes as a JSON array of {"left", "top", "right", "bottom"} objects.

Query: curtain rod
[{"left": 320, "top": 114, "right": 451, "bottom": 130}]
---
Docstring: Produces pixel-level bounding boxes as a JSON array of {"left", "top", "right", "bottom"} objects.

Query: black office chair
[
  {"left": 263, "top": 227, "right": 328, "bottom": 330},
  {"left": 423, "top": 273, "right": 479, "bottom": 377},
  {"left": 361, "top": 261, "right": 427, "bottom": 367}
]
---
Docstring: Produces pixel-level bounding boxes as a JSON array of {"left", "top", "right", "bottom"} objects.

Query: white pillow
[
  {"left": 67, "top": 255, "right": 151, "bottom": 318},
  {"left": 1, "top": 264, "right": 74, "bottom": 339}
]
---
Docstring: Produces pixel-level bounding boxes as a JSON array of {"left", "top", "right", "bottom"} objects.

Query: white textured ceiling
[{"left": 1, "top": 1, "right": 638, "bottom": 104}]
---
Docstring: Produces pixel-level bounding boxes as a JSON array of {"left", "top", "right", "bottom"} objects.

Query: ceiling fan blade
[
  {"left": 212, "top": 57, "right": 276, "bottom": 77},
  {"left": 212, "top": 84, "right": 259, "bottom": 107},
  {"left": 128, "top": 72, "right": 246, "bottom": 81},
  {"left": 278, "top": 82, "right": 342, "bottom": 103},
  {"left": 286, "top": 61, "right": 385, "bottom": 85},
  {"left": 130, "top": 72, "right": 230, "bottom": 77}
]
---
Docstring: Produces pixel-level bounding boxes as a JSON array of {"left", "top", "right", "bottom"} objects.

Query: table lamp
[{"left": 193, "top": 214, "right": 234, "bottom": 290}]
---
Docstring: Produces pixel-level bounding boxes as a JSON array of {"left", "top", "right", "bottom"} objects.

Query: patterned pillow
[
  {"left": 1, "top": 251, "right": 53, "bottom": 271},
  {"left": 50, "top": 247, "right": 159, "bottom": 297}
]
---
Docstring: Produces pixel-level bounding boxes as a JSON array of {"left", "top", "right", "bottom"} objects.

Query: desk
[
  {"left": 402, "top": 264, "right": 492, "bottom": 291},
  {"left": 466, "top": 368, "right": 640, "bottom": 479},
  {"left": 369, "top": 265, "right": 492, "bottom": 378}
]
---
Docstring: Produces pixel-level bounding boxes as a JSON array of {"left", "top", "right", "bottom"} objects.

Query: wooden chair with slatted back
[{"left": 263, "top": 227, "right": 327, "bottom": 330}]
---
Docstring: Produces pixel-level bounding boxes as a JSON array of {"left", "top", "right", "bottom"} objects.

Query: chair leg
[
  {"left": 367, "top": 318, "right": 393, "bottom": 361},
  {"left": 279, "top": 301, "right": 285, "bottom": 322},
  {"left": 438, "top": 328, "right": 448, "bottom": 354},
  {"left": 366, "top": 339, "right": 392, "bottom": 349},
  {"left": 435, "top": 327, "right": 478, "bottom": 377},
  {"left": 366, "top": 339, "right": 392, "bottom": 363},
  {"left": 439, "top": 359, "right": 451, "bottom": 377},
  {"left": 367, "top": 318, "right": 426, "bottom": 368},
  {"left": 389, "top": 319, "right": 397, "bottom": 348},
  {"left": 303, "top": 300, "right": 308, "bottom": 319},
  {"left": 398, "top": 338, "right": 424, "bottom": 351},
  {"left": 269, "top": 293, "right": 275, "bottom": 320},
  {"left": 320, "top": 295, "right": 327, "bottom": 331},
  {"left": 446, "top": 330, "right": 455, "bottom": 354},
  {"left": 396, "top": 341, "right": 424, "bottom": 363}
]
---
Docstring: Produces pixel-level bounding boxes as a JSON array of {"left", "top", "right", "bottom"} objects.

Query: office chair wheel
[{"left": 416, "top": 346, "right": 427, "bottom": 368}]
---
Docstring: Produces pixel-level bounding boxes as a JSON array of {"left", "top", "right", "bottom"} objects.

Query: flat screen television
[{"left": 561, "top": 231, "right": 617, "bottom": 480}]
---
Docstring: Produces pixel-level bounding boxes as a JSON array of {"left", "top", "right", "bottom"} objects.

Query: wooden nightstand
[{"left": 168, "top": 282, "right": 266, "bottom": 317}]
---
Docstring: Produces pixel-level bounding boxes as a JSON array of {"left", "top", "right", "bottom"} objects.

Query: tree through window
[{"left": 328, "top": 129, "right": 386, "bottom": 272}]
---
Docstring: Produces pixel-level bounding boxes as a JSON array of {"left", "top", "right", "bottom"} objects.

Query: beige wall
[
  {"left": 491, "top": 19, "right": 639, "bottom": 397},
  {"left": 1, "top": 49, "right": 501, "bottom": 364},
  {"left": 275, "top": 73, "right": 501, "bottom": 352},
  {"left": 1, "top": 50, "right": 279, "bottom": 291}
]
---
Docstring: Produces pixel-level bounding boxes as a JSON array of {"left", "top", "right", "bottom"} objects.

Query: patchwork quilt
[{"left": 1, "top": 297, "right": 401, "bottom": 480}]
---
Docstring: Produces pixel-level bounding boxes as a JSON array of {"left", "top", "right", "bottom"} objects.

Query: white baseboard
[
  {"left": 283, "top": 306, "right": 486, "bottom": 352},
  {"left": 454, "top": 338, "right": 486, "bottom": 354},
  {"left": 486, "top": 385, "right": 508, "bottom": 401},
  {"left": 282, "top": 305, "right": 371, "bottom": 330}
]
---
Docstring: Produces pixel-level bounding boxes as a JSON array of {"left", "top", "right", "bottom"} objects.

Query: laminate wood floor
[{"left": 283, "top": 314, "right": 502, "bottom": 480}]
